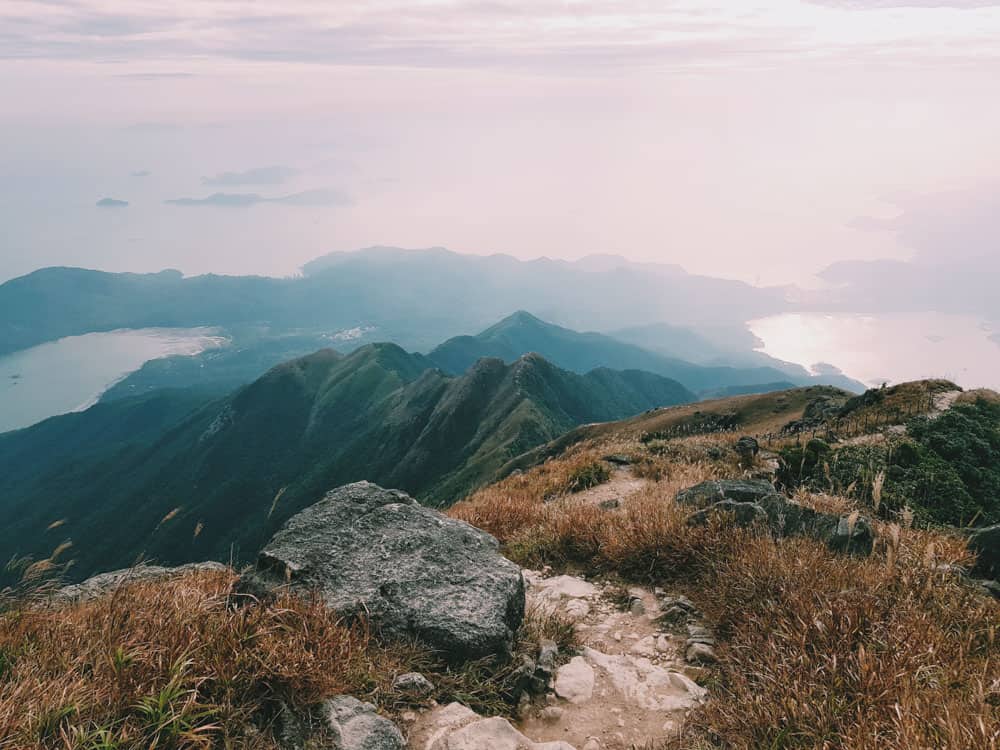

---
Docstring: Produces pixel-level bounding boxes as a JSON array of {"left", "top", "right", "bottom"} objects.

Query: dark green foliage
[
  {"left": 778, "top": 398, "right": 1000, "bottom": 526},
  {"left": 565, "top": 461, "right": 612, "bottom": 493},
  {"left": 776, "top": 439, "right": 833, "bottom": 490}
]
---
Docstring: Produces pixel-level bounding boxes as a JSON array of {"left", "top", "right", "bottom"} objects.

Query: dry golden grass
[
  {"left": 0, "top": 567, "right": 580, "bottom": 750},
  {"left": 453, "top": 438, "right": 1000, "bottom": 750},
  {"left": 0, "top": 568, "right": 392, "bottom": 749}
]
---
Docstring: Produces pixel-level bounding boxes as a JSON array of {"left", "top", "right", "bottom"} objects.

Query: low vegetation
[
  {"left": 779, "top": 397, "right": 1000, "bottom": 526},
  {"left": 0, "top": 569, "right": 577, "bottom": 749},
  {"left": 451, "top": 422, "right": 1000, "bottom": 749}
]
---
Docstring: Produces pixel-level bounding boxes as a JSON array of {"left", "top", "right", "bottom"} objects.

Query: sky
[{"left": 2, "top": 0, "right": 1000, "bottom": 292}]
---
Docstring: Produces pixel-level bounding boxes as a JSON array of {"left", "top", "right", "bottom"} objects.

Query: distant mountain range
[
  {"left": 427, "top": 312, "right": 863, "bottom": 395},
  {"left": 0, "top": 246, "right": 791, "bottom": 357},
  {"left": 0, "top": 343, "right": 694, "bottom": 583}
]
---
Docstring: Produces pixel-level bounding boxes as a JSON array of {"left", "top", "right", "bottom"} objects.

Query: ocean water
[
  {"left": 749, "top": 312, "right": 1000, "bottom": 391},
  {"left": 0, "top": 328, "right": 226, "bottom": 433}
]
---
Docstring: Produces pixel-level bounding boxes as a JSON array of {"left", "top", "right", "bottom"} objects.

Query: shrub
[{"left": 565, "top": 460, "right": 611, "bottom": 493}]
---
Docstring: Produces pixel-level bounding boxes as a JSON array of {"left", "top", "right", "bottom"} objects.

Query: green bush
[
  {"left": 778, "top": 398, "right": 1000, "bottom": 526},
  {"left": 565, "top": 460, "right": 611, "bottom": 493}
]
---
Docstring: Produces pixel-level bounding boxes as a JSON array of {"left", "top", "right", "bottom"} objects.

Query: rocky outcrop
[
  {"left": 678, "top": 479, "right": 874, "bottom": 556},
  {"left": 237, "top": 481, "right": 525, "bottom": 660},
  {"left": 54, "top": 562, "right": 228, "bottom": 604},
  {"left": 676, "top": 479, "right": 781, "bottom": 508},
  {"left": 968, "top": 525, "right": 1000, "bottom": 581}
]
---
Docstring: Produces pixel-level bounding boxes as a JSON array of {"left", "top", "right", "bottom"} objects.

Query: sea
[
  {"left": 0, "top": 328, "right": 226, "bottom": 433},
  {"left": 749, "top": 312, "right": 1000, "bottom": 391}
]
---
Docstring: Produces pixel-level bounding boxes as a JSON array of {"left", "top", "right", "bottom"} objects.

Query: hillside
[
  {"left": 428, "top": 311, "right": 864, "bottom": 395},
  {"left": 0, "top": 345, "right": 693, "bottom": 583},
  {"left": 5, "top": 381, "right": 996, "bottom": 750}
]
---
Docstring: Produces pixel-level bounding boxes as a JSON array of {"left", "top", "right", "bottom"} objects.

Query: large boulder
[
  {"left": 968, "top": 525, "right": 1000, "bottom": 580},
  {"left": 237, "top": 481, "right": 525, "bottom": 660},
  {"left": 675, "top": 479, "right": 781, "bottom": 509}
]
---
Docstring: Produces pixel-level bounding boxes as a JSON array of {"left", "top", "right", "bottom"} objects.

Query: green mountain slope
[
  {"left": 428, "top": 311, "right": 863, "bottom": 395},
  {"left": 0, "top": 345, "right": 693, "bottom": 583}
]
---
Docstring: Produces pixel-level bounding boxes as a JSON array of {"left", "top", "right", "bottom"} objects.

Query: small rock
[
  {"left": 540, "top": 706, "right": 564, "bottom": 723},
  {"left": 656, "top": 635, "right": 671, "bottom": 653},
  {"left": 323, "top": 696, "right": 405, "bottom": 750},
  {"left": 630, "top": 636, "right": 658, "bottom": 657},
  {"left": 629, "top": 597, "right": 646, "bottom": 617},
  {"left": 603, "top": 454, "right": 632, "bottom": 466},
  {"left": 583, "top": 739, "right": 601, "bottom": 750},
  {"left": 564, "top": 599, "right": 591, "bottom": 619},
  {"left": 392, "top": 672, "right": 435, "bottom": 698},
  {"left": 968, "top": 524, "right": 1000, "bottom": 580},
  {"left": 554, "top": 656, "right": 595, "bottom": 704},
  {"left": 686, "top": 642, "right": 718, "bottom": 665}
]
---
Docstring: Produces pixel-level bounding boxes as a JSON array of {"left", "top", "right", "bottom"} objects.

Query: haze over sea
[
  {"left": 751, "top": 312, "right": 1000, "bottom": 391},
  {"left": 0, "top": 328, "right": 224, "bottom": 433}
]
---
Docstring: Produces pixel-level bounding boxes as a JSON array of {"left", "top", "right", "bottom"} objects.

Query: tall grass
[{"left": 452, "top": 440, "right": 1000, "bottom": 749}]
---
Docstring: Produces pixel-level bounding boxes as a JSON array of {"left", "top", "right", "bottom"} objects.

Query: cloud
[
  {"left": 165, "top": 189, "right": 350, "bottom": 207},
  {"left": 7, "top": 0, "right": 1000, "bottom": 72},
  {"left": 202, "top": 166, "right": 299, "bottom": 187},
  {"left": 96, "top": 197, "right": 128, "bottom": 207},
  {"left": 807, "top": 1, "right": 999, "bottom": 7},
  {"left": 130, "top": 170, "right": 150, "bottom": 177},
  {"left": 805, "top": 183, "right": 1000, "bottom": 319}
]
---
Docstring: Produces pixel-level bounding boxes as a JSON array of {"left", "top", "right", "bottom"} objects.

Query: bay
[{"left": 0, "top": 328, "right": 226, "bottom": 433}]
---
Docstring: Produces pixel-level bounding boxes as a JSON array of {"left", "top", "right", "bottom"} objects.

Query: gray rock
[
  {"left": 977, "top": 579, "right": 1000, "bottom": 600},
  {"left": 685, "top": 642, "right": 717, "bottom": 665},
  {"left": 825, "top": 514, "right": 875, "bottom": 557},
  {"left": 676, "top": 481, "right": 875, "bottom": 557},
  {"left": 686, "top": 500, "right": 769, "bottom": 529},
  {"left": 968, "top": 525, "right": 1000, "bottom": 581},
  {"left": 54, "top": 562, "right": 228, "bottom": 604},
  {"left": 734, "top": 436, "right": 760, "bottom": 464},
  {"left": 392, "top": 672, "right": 435, "bottom": 698},
  {"left": 237, "top": 481, "right": 525, "bottom": 660},
  {"left": 603, "top": 454, "right": 632, "bottom": 466},
  {"left": 535, "top": 638, "right": 559, "bottom": 685},
  {"left": 323, "top": 696, "right": 405, "bottom": 750},
  {"left": 675, "top": 479, "right": 780, "bottom": 509}
]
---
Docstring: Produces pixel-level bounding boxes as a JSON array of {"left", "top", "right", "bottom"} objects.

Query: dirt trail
[
  {"left": 555, "top": 466, "right": 648, "bottom": 511},
  {"left": 515, "top": 571, "right": 709, "bottom": 750}
]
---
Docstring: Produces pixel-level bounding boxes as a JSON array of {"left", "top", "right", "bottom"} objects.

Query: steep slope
[
  {"left": 428, "top": 311, "right": 863, "bottom": 394},
  {"left": 0, "top": 346, "right": 692, "bottom": 583}
]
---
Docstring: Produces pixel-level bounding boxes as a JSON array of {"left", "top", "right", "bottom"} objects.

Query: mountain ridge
[{"left": 0, "top": 344, "right": 694, "bottom": 583}]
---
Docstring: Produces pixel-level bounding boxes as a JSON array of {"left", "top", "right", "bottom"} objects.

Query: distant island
[{"left": 96, "top": 197, "right": 128, "bottom": 207}]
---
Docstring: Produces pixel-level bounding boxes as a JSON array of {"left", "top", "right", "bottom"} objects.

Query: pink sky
[{"left": 2, "top": 0, "right": 1000, "bottom": 286}]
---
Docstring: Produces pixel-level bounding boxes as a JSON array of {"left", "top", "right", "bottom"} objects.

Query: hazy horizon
[{"left": 2, "top": 1, "right": 999, "bottom": 288}]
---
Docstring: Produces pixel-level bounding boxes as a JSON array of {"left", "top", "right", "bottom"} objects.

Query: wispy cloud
[
  {"left": 165, "top": 188, "right": 350, "bottom": 207},
  {"left": 202, "top": 166, "right": 299, "bottom": 187},
  {"left": 5, "top": 1, "right": 1000, "bottom": 71}
]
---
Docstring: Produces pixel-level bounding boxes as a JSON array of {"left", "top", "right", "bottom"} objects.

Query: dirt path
[
  {"left": 556, "top": 466, "right": 648, "bottom": 511},
  {"left": 515, "top": 571, "right": 709, "bottom": 750}
]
